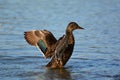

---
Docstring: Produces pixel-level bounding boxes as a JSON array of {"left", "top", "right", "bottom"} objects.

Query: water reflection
[{"left": 37, "top": 68, "right": 71, "bottom": 80}]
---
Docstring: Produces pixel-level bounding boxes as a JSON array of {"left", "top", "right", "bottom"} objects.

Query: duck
[{"left": 24, "top": 22, "right": 84, "bottom": 68}]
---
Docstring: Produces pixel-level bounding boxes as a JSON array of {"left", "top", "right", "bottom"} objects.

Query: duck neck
[
  {"left": 66, "top": 30, "right": 73, "bottom": 36},
  {"left": 66, "top": 31, "right": 74, "bottom": 44}
]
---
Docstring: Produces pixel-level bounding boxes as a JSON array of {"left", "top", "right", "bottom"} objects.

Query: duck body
[
  {"left": 46, "top": 33, "right": 75, "bottom": 68},
  {"left": 24, "top": 22, "right": 84, "bottom": 68}
]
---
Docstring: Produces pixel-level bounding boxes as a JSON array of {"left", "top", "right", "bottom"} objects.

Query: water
[{"left": 0, "top": 0, "right": 120, "bottom": 80}]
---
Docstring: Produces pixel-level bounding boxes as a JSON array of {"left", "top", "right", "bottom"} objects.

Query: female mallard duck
[{"left": 24, "top": 22, "right": 84, "bottom": 68}]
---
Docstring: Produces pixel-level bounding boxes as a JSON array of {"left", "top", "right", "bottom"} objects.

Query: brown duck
[{"left": 24, "top": 22, "right": 84, "bottom": 68}]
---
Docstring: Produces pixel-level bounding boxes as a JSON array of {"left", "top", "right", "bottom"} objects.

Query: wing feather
[
  {"left": 24, "top": 30, "right": 57, "bottom": 58},
  {"left": 54, "top": 35, "right": 68, "bottom": 59},
  {"left": 24, "top": 30, "right": 40, "bottom": 45}
]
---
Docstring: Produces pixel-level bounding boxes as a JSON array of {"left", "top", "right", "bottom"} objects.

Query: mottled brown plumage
[
  {"left": 24, "top": 22, "right": 84, "bottom": 68},
  {"left": 24, "top": 30, "right": 57, "bottom": 58}
]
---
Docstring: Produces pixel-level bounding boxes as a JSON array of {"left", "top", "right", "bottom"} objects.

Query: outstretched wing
[{"left": 24, "top": 30, "right": 57, "bottom": 58}]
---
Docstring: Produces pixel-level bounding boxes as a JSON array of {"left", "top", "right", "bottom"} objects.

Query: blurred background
[{"left": 0, "top": 0, "right": 120, "bottom": 80}]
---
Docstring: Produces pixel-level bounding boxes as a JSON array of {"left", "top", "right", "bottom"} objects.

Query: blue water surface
[{"left": 0, "top": 0, "right": 120, "bottom": 80}]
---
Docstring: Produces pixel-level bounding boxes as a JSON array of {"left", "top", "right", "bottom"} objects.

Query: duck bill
[{"left": 78, "top": 26, "right": 84, "bottom": 29}]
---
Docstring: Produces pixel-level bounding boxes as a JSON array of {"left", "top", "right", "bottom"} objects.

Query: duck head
[{"left": 66, "top": 22, "right": 84, "bottom": 34}]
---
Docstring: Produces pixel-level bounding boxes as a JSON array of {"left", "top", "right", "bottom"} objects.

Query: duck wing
[
  {"left": 54, "top": 35, "right": 68, "bottom": 59},
  {"left": 46, "top": 35, "right": 69, "bottom": 68},
  {"left": 24, "top": 30, "right": 57, "bottom": 58}
]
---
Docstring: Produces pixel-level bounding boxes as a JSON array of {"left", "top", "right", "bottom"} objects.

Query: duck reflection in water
[{"left": 37, "top": 68, "right": 71, "bottom": 80}]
